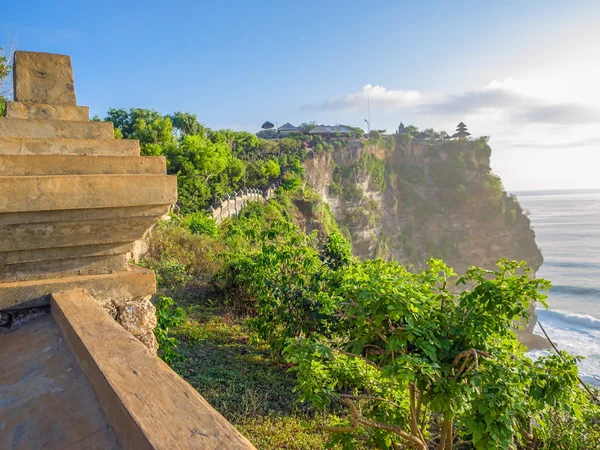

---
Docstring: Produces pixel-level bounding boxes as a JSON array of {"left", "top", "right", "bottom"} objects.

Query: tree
[
  {"left": 284, "top": 259, "right": 598, "bottom": 449},
  {"left": 300, "top": 121, "right": 317, "bottom": 132},
  {"left": 0, "top": 42, "right": 16, "bottom": 116},
  {"left": 170, "top": 111, "right": 203, "bottom": 136},
  {"left": 261, "top": 159, "right": 281, "bottom": 179}
]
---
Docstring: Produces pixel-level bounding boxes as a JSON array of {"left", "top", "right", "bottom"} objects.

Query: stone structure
[
  {"left": 0, "top": 51, "right": 177, "bottom": 350},
  {"left": 1, "top": 51, "right": 255, "bottom": 449},
  {"left": 209, "top": 186, "right": 276, "bottom": 223}
]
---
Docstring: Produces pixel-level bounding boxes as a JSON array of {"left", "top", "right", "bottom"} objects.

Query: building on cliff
[
  {"left": 278, "top": 122, "right": 300, "bottom": 137},
  {"left": 309, "top": 125, "right": 355, "bottom": 140},
  {"left": 452, "top": 121, "right": 471, "bottom": 140}
]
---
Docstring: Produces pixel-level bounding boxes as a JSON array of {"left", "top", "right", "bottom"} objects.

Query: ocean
[{"left": 515, "top": 189, "right": 600, "bottom": 385}]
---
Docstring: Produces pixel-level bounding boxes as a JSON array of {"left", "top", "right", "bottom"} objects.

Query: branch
[
  {"left": 343, "top": 398, "right": 427, "bottom": 450},
  {"left": 338, "top": 350, "right": 381, "bottom": 370},
  {"left": 339, "top": 393, "right": 403, "bottom": 410},
  {"left": 537, "top": 320, "right": 600, "bottom": 406},
  {"left": 319, "top": 425, "right": 355, "bottom": 433},
  {"left": 450, "top": 349, "right": 490, "bottom": 380}
]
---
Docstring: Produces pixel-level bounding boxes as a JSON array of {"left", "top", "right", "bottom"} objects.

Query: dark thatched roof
[
  {"left": 262, "top": 121, "right": 275, "bottom": 129},
  {"left": 451, "top": 130, "right": 471, "bottom": 138}
]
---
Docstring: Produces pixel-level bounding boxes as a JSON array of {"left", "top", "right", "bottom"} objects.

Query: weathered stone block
[
  {"left": 0, "top": 118, "right": 114, "bottom": 139},
  {"left": 13, "top": 51, "right": 76, "bottom": 105},
  {"left": 0, "top": 155, "right": 167, "bottom": 176},
  {"left": 0, "top": 136, "right": 141, "bottom": 156},
  {"left": 0, "top": 266, "right": 157, "bottom": 311},
  {"left": 5, "top": 101, "right": 89, "bottom": 121},
  {"left": 0, "top": 174, "right": 177, "bottom": 214}
]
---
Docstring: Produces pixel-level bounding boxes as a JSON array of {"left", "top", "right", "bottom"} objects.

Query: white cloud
[
  {"left": 305, "top": 80, "right": 600, "bottom": 126},
  {"left": 303, "top": 84, "right": 421, "bottom": 111}
]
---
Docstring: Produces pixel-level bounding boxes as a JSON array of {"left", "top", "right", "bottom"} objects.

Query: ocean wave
[
  {"left": 536, "top": 309, "right": 600, "bottom": 330},
  {"left": 543, "top": 257, "right": 600, "bottom": 268},
  {"left": 547, "top": 284, "right": 600, "bottom": 298}
]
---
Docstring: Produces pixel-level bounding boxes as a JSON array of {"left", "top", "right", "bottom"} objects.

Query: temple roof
[
  {"left": 451, "top": 130, "right": 471, "bottom": 137},
  {"left": 261, "top": 121, "right": 275, "bottom": 129},
  {"left": 278, "top": 122, "right": 299, "bottom": 131}
]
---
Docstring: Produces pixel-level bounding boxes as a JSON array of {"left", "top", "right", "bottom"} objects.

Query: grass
[{"left": 166, "top": 296, "right": 349, "bottom": 449}]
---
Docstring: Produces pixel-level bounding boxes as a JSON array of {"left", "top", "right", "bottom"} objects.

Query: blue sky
[{"left": 3, "top": 0, "right": 600, "bottom": 190}]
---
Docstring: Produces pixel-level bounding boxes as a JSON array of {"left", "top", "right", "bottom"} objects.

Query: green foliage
[
  {"left": 0, "top": 46, "right": 11, "bottom": 115},
  {"left": 343, "top": 183, "right": 364, "bottom": 202},
  {"left": 183, "top": 212, "right": 218, "bottom": 237},
  {"left": 154, "top": 296, "right": 187, "bottom": 363},
  {"left": 276, "top": 256, "right": 597, "bottom": 449},
  {"left": 99, "top": 108, "right": 314, "bottom": 213},
  {"left": 357, "top": 154, "right": 387, "bottom": 192},
  {"left": 227, "top": 220, "right": 340, "bottom": 353}
]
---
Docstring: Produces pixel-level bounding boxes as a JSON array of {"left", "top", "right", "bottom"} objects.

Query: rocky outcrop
[
  {"left": 303, "top": 137, "right": 545, "bottom": 347},
  {"left": 0, "top": 51, "right": 177, "bottom": 350},
  {"left": 305, "top": 137, "right": 542, "bottom": 273}
]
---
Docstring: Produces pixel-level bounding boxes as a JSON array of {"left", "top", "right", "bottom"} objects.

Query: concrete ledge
[
  {"left": 0, "top": 155, "right": 167, "bottom": 176},
  {"left": 0, "top": 136, "right": 140, "bottom": 156},
  {"left": 51, "top": 290, "right": 256, "bottom": 450},
  {"left": 0, "top": 118, "right": 114, "bottom": 139},
  {"left": 1, "top": 254, "right": 127, "bottom": 283},
  {"left": 5, "top": 101, "right": 89, "bottom": 121},
  {"left": 0, "top": 266, "right": 156, "bottom": 310},
  {"left": 0, "top": 216, "right": 162, "bottom": 252},
  {"left": 2, "top": 242, "right": 132, "bottom": 265},
  {"left": 0, "top": 174, "right": 177, "bottom": 213},
  {"left": 0, "top": 205, "right": 171, "bottom": 226}
]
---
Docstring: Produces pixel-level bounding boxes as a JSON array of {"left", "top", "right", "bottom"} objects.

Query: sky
[{"left": 2, "top": 0, "right": 600, "bottom": 191}]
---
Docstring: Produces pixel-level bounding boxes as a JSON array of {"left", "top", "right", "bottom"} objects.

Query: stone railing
[{"left": 208, "top": 185, "right": 277, "bottom": 223}]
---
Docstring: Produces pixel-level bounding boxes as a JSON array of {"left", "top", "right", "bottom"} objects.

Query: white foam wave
[
  {"left": 531, "top": 309, "right": 600, "bottom": 382},
  {"left": 536, "top": 308, "right": 600, "bottom": 330}
]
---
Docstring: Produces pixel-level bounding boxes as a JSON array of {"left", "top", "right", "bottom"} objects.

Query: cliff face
[{"left": 303, "top": 136, "right": 543, "bottom": 275}]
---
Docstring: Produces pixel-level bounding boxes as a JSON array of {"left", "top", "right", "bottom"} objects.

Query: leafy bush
[
  {"left": 154, "top": 296, "right": 187, "bottom": 363},
  {"left": 344, "top": 183, "right": 364, "bottom": 202},
  {"left": 283, "top": 259, "right": 599, "bottom": 449},
  {"left": 183, "top": 212, "right": 218, "bottom": 237}
]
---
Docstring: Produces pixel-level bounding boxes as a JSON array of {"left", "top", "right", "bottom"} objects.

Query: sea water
[{"left": 515, "top": 189, "right": 600, "bottom": 385}]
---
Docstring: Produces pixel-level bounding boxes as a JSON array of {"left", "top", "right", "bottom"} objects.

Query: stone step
[
  {"left": 0, "top": 118, "right": 114, "bottom": 139},
  {"left": 0, "top": 174, "right": 177, "bottom": 214},
  {"left": 0, "top": 266, "right": 157, "bottom": 311},
  {"left": 2, "top": 242, "right": 132, "bottom": 265},
  {"left": 0, "top": 155, "right": 167, "bottom": 176},
  {"left": 0, "top": 205, "right": 170, "bottom": 226},
  {"left": 1, "top": 254, "right": 127, "bottom": 283},
  {"left": 0, "top": 216, "right": 161, "bottom": 252},
  {"left": 5, "top": 101, "right": 89, "bottom": 121},
  {"left": 0, "top": 136, "right": 140, "bottom": 156}
]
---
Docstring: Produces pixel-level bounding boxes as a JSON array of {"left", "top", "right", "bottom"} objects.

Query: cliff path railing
[{"left": 208, "top": 185, "right": 277, "bottom": 223}]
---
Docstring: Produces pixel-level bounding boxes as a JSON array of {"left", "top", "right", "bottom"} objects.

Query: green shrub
[
  {"left": 183, "top": 212, "right": 219, "bottom": 237},
  {"left": 154, "top": 296, "right": 187, "bottom": 363},
  {"left": 343, "top": 183, "right": 364, "bottom": 202}
]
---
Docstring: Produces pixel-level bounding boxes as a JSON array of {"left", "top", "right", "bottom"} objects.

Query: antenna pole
[{"left": 367, "top": 85, "right": 371, "bottom": 133}]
